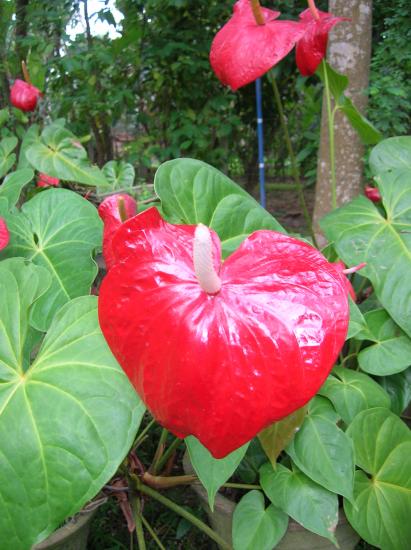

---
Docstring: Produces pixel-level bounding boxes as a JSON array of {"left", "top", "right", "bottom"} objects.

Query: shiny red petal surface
[
  {"left": 296, "top": 9, "right": 348, "bottom": 76},
  {"left": 10, "top": 79, "right": 41, "bottom": 112},
  {"left": 210, "top": 0, "right": 306, "bottom": 90},
  {"left": 99, "top": 212, "right": 349, "bottom": 458},
  {"left": 98, "top": 193, "right": 137, "bottom": 270},
  {"left": 0, "top": 218, "right": 10, "bottom": 251}
]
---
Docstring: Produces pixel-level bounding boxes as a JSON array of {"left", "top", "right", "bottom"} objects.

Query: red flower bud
[
  {"left": 98, "top": 193, "right": 137, "bottom": 270},
  {"left": 296, "top": 8, "right": 349, "bottom": 76},
  {"left": 0, "top": 218, "right": 10, "bottom": 251},
  {"left": 98, "top": 208, "right": 350, "bottom": 458},
  {"left": 10, "top": 79, "right": 42, "bottom": 112},
  {"left": 37, "top": 173, "right": 60, "bottom": 188},
  {"left": 210, "top": 0, "right": 306, "bottom": 90},
  {"left": 364, "top": 186, "right": 381, "bottom": 203}
]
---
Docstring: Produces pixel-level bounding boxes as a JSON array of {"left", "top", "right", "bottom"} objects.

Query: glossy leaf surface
[
  {"left": 0, "top": 136, "right": 17, "bottom": 178},
  {"left": 346, "top": 297, "right": 366, "bottom": 340},
  {"left": 186, "top": 436, "right": 248, "bottom": 510},
  {"left": 369, "top": 136, "right": 411, "bottom": 174},
  {"left": 0, "top": 261, "right": 144, "bottom": 549},
  {"left": 0, "top": 169, "right": 34, "bottom": 208},
  {"left": 286, "top": 397, "right": 354, "bottom": 500},
  {"left": 99, "top": 208, "right": 349, "bottom": 457},
  {"left": 0, "top": 188, "right": 102, "bottom": 330},
  {"left": 320, "top": 168, "right": 411, "bottom": 338},
  {"left": 26, "top": 123, "right": 108, "bottom": 186},
  {"left": 344, "top": 408, "right": 411, "bottom": 550},
  {"left": 154, "top": 158, "right": 284, "bottom": 257},
  {"left": 232, "top": 490, "right": 288, "bottom": 550},
  {"left": 319, "top": 366, "right": 391, "bottom": 424},
  {"left": 379, "top": 368, "right": 411, "bottom": 415},
  {"left": 260, "top": 463, "right": 338, "bottom": 543}
]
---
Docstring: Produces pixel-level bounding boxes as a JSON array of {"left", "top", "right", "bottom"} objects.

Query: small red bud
[
  {"left": 10, "top": 79, "right": 42, "bottom": 112},
  {"left": 37, "top": 173, "right": 60, "bottom": 188},
  {"left": 364, "top": 186, "right": 381, "bottom": 203},
  {"left": 0, "top": 218, "right": 10, "bottom": 251}
]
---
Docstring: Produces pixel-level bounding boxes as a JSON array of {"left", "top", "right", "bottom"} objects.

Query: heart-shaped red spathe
[
  {"left": 98, "top": 193, "right": 137, "bottom": 270},
  {"left": 98, "top": 208, "right": 349, "bottom": 458},
  {"left": 296, "top": 8, "right": 349, "bottom": 76},
  {"left": 210, "top": 0, "right": 306, "bottom": 91},
  {"left": 0, "top": 218, "right": 9, "bottom": 251},
  {"left": 10, "top": 79, "right": 42, "bottom": 112}
]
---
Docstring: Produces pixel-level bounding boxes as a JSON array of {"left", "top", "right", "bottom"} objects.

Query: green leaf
[
  {"left": 0, "top": 136, "right": 17, "bottom": 178},
  {"left": 356, "top": 309, "right": 411, "bottom": 375},
  {"left": 344, "top": 408, "right": 411, "bottom": 550},
  {"left": 0, "top": 261, "right": 144, "bottom": 549},
  {"left": 379, "top": 367, "right": 411, "bottom": 415},
  {"left": 317, "top": 62, "right": 382, "bottom": 145},
  {"left": 0, "top": 108, "right": 9, "bottom": 127},
  {"left": 369, "top": 136, "right": 411, "bottom": 175},
  {"left": 286, "top": 403, "right": 355, "bottom": 501},
  {"left": 319, "top": 366, "right": 391, "bottom": 424},
  {"left": 232, "top": 490, "right": 288, "bottom": 550},
  {"left": 0, "top": 188, "right": 102, "bottom": 331},
  {"left": 307, "top": 395, "right": 340, "bottom": 422},
  {"left": 258, "top": 407, "right": 307, "bottom": 468},
  {"left": 101, "top": 160, "right": 135, "bottom": 190},
  {"left": 17, "top": 124, "right": 40, "bottom": 170},
  {"left": 185, "top": 435, "right": 249, "bottom": 510},
  {"left": 0, "top": 169, "right": 34, "bottom": 208},
  {"left": 26, "top": 123, "right": 109, "bottom": 186},
  {"left": 154, "top": 158, "right": 284, "bottom": 257},
  {"left": 260, "top": 463, "right": 339, "bottom": 544},
  {"left": 347, "top": 297, "right": 367, "bottom": 340},
  {"left": 320, "top": 168, "right": 411, "bottom": 338}
]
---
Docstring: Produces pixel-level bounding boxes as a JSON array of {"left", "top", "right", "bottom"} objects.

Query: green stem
[
  {"left": 131, "top": 496, "right": 146, "bottom": 550},
  {"left": 151, "top": 428, "right": 169, "bottom": 475},
  {"left": 268, "top": 71, "right": 317, "bottom": 246},
  {"left": 133, "top": 418, "right": 156, "bottom": 448},
  {"left": 140, "top": 515, "right": 166, "bottom": 550},
  {"left": 133, "top": 478, "right": 232, "bottom": 550},
  {"left": 322, "top": 60, "right": 337, "bottom": 210},
  {"left": 223, "top": 482, "right": 261, "bottom": 490},
  {"left": 155, "top": 437, "right": 181, "bottom": 473}
]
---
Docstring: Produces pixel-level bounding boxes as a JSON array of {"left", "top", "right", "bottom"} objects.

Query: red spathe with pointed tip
[
  {"left": 0, "top": 218, "right": 10, "bottom": 251},
  {"left": 10, "top": 79, "right": 42, "bottom": 112},
  {"left": 210, "top": 0, "right": 306, "bottom": 91},
  {"left": 296, "top": 8, "right": 349, "bottom": 76},
  {"left": 98, "top": 193, "right": 137, "bottom": 270},
  {"left": 98, "top": 208, "right": 349, "bottom": 458}
]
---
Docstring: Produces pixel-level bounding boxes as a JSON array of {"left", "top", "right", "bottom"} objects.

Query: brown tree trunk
[
  {"left": 313, "top": 0, "right": 373, "bottom": 244},
  {"left": 15, "top": 0, "right": 30, "bottom": 64}
]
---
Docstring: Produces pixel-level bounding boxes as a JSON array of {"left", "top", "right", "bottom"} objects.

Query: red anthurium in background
[
  {"left": 36, "top": 173, "right": 60, "bottom": 188},
  {"left": 0, "top": 218, "right": 10, "bottom": 251},
  {"left": 10, "top": 79, "right": 42, "bottom": 112},
  {"left": 98, "top": 193, "right": 137, "bottom": 270},
  {"left": 333, "top": 260, "right": 366, "bottom": 301},
  {"left": 364, "top": 185, "right": 381, "bottom": 203},
  {"left": 99, "top": 208, "right": 350, "bottom": 458},
  {"left": 296, "top": 1, "right": 349, "bottom": 76},
  {"left": 210, "top": 0, "right": 306, "bottom": 90}
]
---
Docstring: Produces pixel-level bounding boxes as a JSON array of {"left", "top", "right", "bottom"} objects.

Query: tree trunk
[
  {"left": 313, "top": 0, "right": 373, "bottom": 243},
  {"left": 15, "top": 0, "right": 30, "bottom": 64}
]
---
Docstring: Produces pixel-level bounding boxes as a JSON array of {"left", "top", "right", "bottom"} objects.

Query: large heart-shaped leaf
[
  {"left": 0, "top": 260, "right": 144, "bottom": 549},
  {"left": 286, "top": 399, "right": 355, "bottom": 501},
  {"left": 232, "top": 490, "right": 288, "bottom": 550},
  {"left": 26, "top": 123, "right": 108, "bottom": 186},
  {"left": 186, "top": 435, "right": 249, "bottom": 510},
  {"left": 319, "top": 366, "right": 391, "bottom": 424},
  {"left": 0, "top": 136, "right": 17, "bottom": 178},
  {"left": 0, "top": 169, "right": 34, "bottom": 208},
  {"left": 260, "top": 462, "right": 338, "bottom": 543},
  {"left": 0, "top": 188, "right": 102, "bottom": 330},
  {"left": 344, "top": 408, "right": 411, "bottom": 550},
  {"left": 356, "top": 309, "right": 411, "bottom": 375},
  {"left": 101, "top": 160, "right": 135, "bottom": 191},
  {"left": 369, "top": 136, "right": 411, "bottom": 175},
  {"left": 154, "top": 158, "right": 284, "bottom": 257},
  {"left": 320, "top": 168, "right": 411, "bottom": 337}
]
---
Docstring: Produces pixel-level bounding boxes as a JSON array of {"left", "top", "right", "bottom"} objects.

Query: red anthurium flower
[
  {"left": 10, "top": 79, "right": 42, "bottom": 112},
  {"left": 98, "top": 193, "right": 137, "bottom": 270},
  {"left": 0, "top": 218, "right": 10, "bottom": 251},
  {"left": 37, "top": 173, "right": 60, "bottom": 188},
  {"left": 296, "top": 7, "right": 349, "bottom": 76},
  {"left": 364, "top": 185, "right": 381, "bottom": 203},
  {"left": 98, "top": 208, "right": 350, "bottom": 458},
  {"left": 210, "top": 0, "right": 306, "bottom": 91}
]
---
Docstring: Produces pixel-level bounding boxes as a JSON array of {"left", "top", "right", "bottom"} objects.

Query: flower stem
[
  {"left": 155, "top": 437, "right": 182, "bottom": 473},
  {"left": 251, "top": 1, "right": 265, "bottom": 25},
  {"left": 140, "top": 515, "right": 166, "bottom": 550},
  {"left": 151, "top": 428, "right": 169, "bottom": 475},
  {"left": 307, "top": 0, "right": 320, "bottom": 20},
  {"left": 133, "top": 418, "right": 156, "bottom": 448},
  {"left": 322, "top": 60, "right": 337, "bottom": 209},
  {"left": 21, "top": 61, "right": 32, "bottom": 85},
  {"left": 132, "top": 477, "right": 232, "bottom": 550},
  {"left": 268, "top": 71, "right": 317, "bottom": 246},
  {"left": 131, "top": 495, "right": 146, "bottom": 550}
]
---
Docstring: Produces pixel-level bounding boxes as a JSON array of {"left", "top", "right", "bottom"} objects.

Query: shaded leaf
[
  {"left": 347, "top": 297, "right": 366, "bottom": 340},
  {"left": 0, "top": 169, "right": 34, "bottom": 208},
  {"left": 0, "top": 136, "right": 17, "bottom": 178},
  {"left": 369, "top": 136, "right": 411, "bottom": 175},
  {"left": 17, "top": 124, "right": 40, "bottom": 170},
  {"left": 379, "top": 368, "right": 411, "bottom": 415},
  {"left": 101, "top": 160, "right": 135, "bottom": 190}
]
